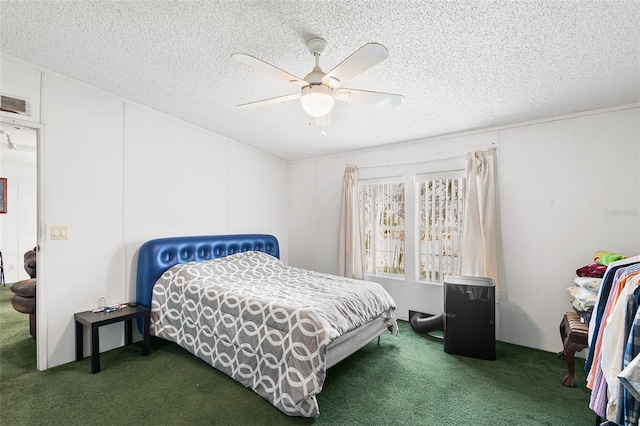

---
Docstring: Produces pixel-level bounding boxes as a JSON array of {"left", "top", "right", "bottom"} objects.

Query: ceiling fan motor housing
[{"left": 304, "top": 66, "right": 326, "bottom": 84}]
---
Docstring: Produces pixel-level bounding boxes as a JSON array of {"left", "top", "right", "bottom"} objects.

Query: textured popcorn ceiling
[{"left": 1, "top": 1, "right": 639, "bottom": 161}]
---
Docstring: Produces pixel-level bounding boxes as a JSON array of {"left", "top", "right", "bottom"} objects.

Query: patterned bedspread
[{"left": 150, "top": 251, "right": 397, "bottom": 417}]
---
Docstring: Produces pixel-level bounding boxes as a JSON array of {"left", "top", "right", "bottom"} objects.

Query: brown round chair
[
  {"left": 11, "top": 278, "right": 36, "bottom": 337},
  {"left": 10, "top": 248, "right": 37, "bottom": 337}
]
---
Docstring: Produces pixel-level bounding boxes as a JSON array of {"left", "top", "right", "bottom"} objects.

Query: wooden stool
[{"left": 558, "top": 311, "right": 589, "bottom": 387}]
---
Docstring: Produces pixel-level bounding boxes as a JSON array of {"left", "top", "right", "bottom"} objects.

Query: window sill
[
  {"left": 364, "top": 274, "right": 406, "bottom": 283},
  {"left": 416, "top": 279, "right": 444, "bottom": 286}
]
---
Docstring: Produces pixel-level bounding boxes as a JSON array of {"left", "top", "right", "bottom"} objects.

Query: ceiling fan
[{"left": 231, "top": 38, "right": 405, "bottom": 125}]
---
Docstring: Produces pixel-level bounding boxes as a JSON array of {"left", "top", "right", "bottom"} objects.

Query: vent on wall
[{"left": 1, "top": 94, "right": 31, "bottom": 117}]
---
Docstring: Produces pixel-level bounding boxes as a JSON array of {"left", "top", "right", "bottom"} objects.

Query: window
[
  {"left": 417, "top": 175, "right": 466, "bottom": 283},
  {"left": 359, "top": 180, "right": 405, "bottom": 278}
]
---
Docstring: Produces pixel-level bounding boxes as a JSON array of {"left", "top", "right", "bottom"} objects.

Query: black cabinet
[{"left": 443, "top": 276, "right": 496, "bottom": 360}]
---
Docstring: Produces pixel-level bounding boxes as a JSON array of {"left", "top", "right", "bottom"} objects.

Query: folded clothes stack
[
  {"left": 569, "top": 251, "right": 626, "bottom": 323},
  {"left": 568, "top": 276, "right": 603, "bottom": 312}
]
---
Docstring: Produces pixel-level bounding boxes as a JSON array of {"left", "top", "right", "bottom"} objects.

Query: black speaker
[{"left": 443, "top": 276, "right": 496, "bottom": 360}]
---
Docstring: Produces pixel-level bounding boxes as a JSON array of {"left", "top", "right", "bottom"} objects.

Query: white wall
[
  {"left": 122, "top": 103, "right": 289, "bottom": 299},
  {"left": 122, "top": 103, "right": 228, "bottom": 301},
  {"left": 2, "top": 55, "right": 289, "bottom": 369},
  {"left": 498, "top": 110, "right": 640, "bottom": 351},
  {"left": 42, "top": 72, "right": 126, "bottom": 364},
  {"left": 288, "top": 107, "right": 640, "bottom": 353},
  {"left": 226, "top": 141, "right": 289, "bottom": 260}
]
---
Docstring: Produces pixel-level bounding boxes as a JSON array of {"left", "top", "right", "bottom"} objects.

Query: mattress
[{"left": 150, "top": 250, "right": 397, "bottom": 417}]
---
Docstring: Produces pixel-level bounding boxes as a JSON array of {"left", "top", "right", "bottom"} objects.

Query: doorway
[{"left": 0, "top": 123, "right": 38, "bottom": 368}]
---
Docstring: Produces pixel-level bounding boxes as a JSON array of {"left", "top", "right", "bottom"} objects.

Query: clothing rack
[{"left": 587, "top": 255, "right": 640, "bottom": 425}]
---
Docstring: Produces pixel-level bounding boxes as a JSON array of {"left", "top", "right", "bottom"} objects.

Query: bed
[{"left": 136, "top": 234, "right": 398, "bottom": 417}]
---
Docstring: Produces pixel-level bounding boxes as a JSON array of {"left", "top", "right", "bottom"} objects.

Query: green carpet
[{"left": 0, "top": 285, "right": 594, "bottom": 425}]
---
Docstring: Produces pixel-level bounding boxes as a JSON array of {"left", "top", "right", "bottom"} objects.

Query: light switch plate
[{"left": 51, "top": 225, "right": 68, "bottom": 240}]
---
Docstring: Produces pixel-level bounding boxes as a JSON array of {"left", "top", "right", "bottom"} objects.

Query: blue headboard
[{"left": 135, "top": 234, "right": 280, "bottom": 309}]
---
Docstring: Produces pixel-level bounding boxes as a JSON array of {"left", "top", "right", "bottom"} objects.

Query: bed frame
[{"left": 136, "top": 233, "right": 394, "bottom": 370}]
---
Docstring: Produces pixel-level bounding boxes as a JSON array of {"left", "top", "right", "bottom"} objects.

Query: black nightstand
[{"left": 74, "top": 305, "right": 150, "bottom": 373}]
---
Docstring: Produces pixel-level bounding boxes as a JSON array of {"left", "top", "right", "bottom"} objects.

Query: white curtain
[
  {"left": 461, "top": 148, "right": 499, "bottom": 298},
  {"left": 338, "top": 166, "right": 365, "bottom": 279}
]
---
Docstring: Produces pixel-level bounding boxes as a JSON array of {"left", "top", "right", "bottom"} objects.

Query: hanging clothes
[
  {"left": 588, "top": 265, "right": 640, "bottom": 390},
  {"left": 587, "top": 256, "right": 640, "bottom": 370},
  {"left": 599, "top": 272, "right": 640, "bottom": 420},
  {"left": 621, "top": 306, "right": 640, "bottom": 424},
  {"left": 584, "top": 257, "right": 640, "bottom": 424}
]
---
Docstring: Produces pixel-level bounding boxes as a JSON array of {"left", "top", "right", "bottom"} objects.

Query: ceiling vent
[{"left": 1, "top": 94, "right": 31, "bottom": 117}]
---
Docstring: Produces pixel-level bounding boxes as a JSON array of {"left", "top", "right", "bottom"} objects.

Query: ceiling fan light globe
[{"left": 300, "top": 85, "right": 334, "bottom": 118}]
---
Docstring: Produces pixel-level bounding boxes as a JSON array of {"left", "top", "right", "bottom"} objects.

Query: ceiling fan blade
[
  {"left": 237, "top": 93, "right": 301, "bottom": 109},
  {"left": 334, "top": 88, "right": 405, "bottom": 107},
  {"left": 314, "top": 112, "right": 332, "bottom": 126},
  {"left": 231, "top": 53, "right": 307, "bottom": 87},
  {"left": 321, "top": 43, "right": 389, "bottom": 88}
]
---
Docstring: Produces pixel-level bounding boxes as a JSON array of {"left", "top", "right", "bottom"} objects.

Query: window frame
[
  {"left": 415, "top": 170, "right": 466, "bottom": 285},
  {"left": 358, "top": 176, "right": 406, "bottom": 280}
]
